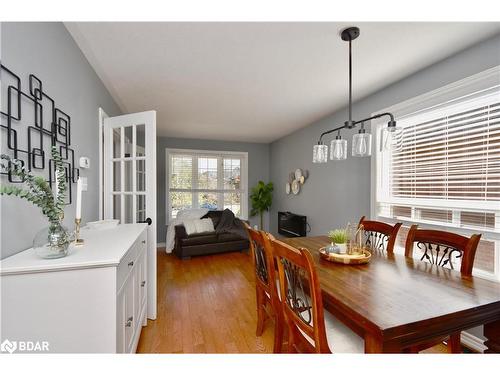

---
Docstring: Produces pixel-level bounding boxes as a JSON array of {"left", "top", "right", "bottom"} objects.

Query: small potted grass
[{"left": 327, "top": 229, "right": 348, "bottom": 254}]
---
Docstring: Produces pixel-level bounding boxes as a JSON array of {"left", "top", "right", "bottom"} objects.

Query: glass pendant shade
[
  {"left": 313, "top": 143, "right": 328, "bottom": 163},
  {"left": 352, "top": 132, "right": 372, "bottom": 157},
  {"left": 330, "top": 138, "right": 347, "bottom": 160},
  {"left": 381, "top": 126, "right": 403, "bottom": 151}
]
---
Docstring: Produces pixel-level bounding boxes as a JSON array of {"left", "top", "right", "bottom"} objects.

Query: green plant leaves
[
  {"left": 0, "top": 146, "right": 68, "bottom": 222},
  {"left": 249, "top": 181, "right": 273, "bottom": 228},
  {"left": 250, "top": 181, "right": 274, "bottom": 213}
]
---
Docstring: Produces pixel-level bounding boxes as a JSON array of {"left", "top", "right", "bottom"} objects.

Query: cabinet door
[
  {"left": 116, "top": 287, "right": 126, "bottom": 353},
  {"left": 140, "top": 250, "right": 148, "bottom": 313},
  {"left": 124, "top": 274, "right": 135, "bottom": 351},
  {"left": 133, "top": 260, "right": 141, "bottom": 329}
]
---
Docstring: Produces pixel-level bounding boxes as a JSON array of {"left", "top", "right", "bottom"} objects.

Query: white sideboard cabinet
[{"left": 1, "top": 224, "right": 149, "bottom": 353}]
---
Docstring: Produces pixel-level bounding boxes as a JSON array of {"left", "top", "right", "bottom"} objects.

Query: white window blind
[
  {"left": 374, "top": 72, "right": 500, "bottom": 281},
  {"left": 378, "top": 90, "right": 500, "bottom": 233},
  {"left": 167, "top": 150, "right": 248, "bottom": 220},
  {"left": 390, "top": 95, "right": 500, "bottom": 204}
]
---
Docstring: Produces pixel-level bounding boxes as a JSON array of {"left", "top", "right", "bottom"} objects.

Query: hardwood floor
[
  {"left": 137, "top": 249, "right": 276, "bottom": 353},
  {"left": 137, "top": 248, "right": 464, "bottom": 354}
]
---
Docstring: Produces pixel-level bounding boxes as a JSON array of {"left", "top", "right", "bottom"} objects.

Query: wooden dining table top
[{"left": 282, "top": 235, "right": 500, "bottom": 350}]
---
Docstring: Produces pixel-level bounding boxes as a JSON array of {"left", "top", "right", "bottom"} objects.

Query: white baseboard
[
  {"left": 461, "top": 331, "right": 487, "bottom": 353},
  {"left": 156, "top": 242, "right": 166, "bottom": 248}
]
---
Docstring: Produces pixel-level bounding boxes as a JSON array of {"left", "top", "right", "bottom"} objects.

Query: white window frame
[
  {"left": 371, "top": 66, "right": 500, "bottom": 282},
  {"left": 166, "top": 148, "right": 249, "bottom": 222}
]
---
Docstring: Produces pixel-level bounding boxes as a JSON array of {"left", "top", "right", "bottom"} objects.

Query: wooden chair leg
[
  {"left": 448, "top": 333, "right": 462, "bottom": 353},
  {"left": 273, "top": 312, "right": 284, "bottom": 353},
  {"left": 255, "top": 287, "right": 265, "bottom": 336}
]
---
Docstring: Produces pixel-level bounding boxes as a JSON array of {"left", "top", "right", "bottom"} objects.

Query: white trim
[
  {"left": 461, "top": 331, "right": 487, "bottom": 353},
  {"left": 165, "top": 148, "right": 248, "bottom": 157},
  {"left": 165, "top": 148, "right": 249, "bottom": 223},
  {"left": 374, "top": 65, "right": 500, "bottom": 119},
  {"left": 98, "top": 108, "right": 109, "bottom": 221},
  {"left": 103, "top": 110, "right": 157, "bottom": 320}
]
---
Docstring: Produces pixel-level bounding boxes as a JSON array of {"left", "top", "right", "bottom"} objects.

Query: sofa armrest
[{"left": 175, "top": 224, "right": 188, "bottom": 240}]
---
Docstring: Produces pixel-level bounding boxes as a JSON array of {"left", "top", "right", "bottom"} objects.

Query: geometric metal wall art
[{"left": 0, "top": 64, "right": 79, "bottom": 204}]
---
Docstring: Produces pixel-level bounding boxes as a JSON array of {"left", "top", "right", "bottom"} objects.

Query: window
[
  {"left": 167, "top": 149, "right": 248, "bottom": 220},
  {"left": 373, "top": 66, "right": 500, "bottom": 281}
]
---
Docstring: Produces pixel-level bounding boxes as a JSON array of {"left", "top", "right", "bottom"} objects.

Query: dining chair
[
  {"left": 244, "top": 223, "right": 284, "bottom": 353},
  {"left": 269, "top": 237, "right": 364, "bottom": 353},
  {"left": 358, "top": 216, "right": 402, "bottom": 253},
  {"left": 404, "top": 224, "right": 482, "bottom": 353}
]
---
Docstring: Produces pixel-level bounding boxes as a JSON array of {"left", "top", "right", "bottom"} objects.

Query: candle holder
[{"left": 74, "top": 218, "right": 84, "bottom": 246}]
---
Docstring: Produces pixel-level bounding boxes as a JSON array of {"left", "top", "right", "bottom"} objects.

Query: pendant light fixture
[
  {"left": 352, "top": 122, "right": 372, "bottom": 157},
  {"left": 381, "top": 121, "right": 403, "bottom": 151},
  {"left": 312, "top": 26, "right": 399, "bottom": 163},
  {"left": 330, "top": 131, "right": 347, "bottom": 160}
]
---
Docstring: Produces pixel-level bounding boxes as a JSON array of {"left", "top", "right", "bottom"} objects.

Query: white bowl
[{"left": 86, "top": 219, "right": 120, "bottom": 230}]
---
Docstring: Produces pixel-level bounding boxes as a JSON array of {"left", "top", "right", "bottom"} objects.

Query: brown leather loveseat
[{"left": 173, "top": 210, "right": 250, "bottom": 259}]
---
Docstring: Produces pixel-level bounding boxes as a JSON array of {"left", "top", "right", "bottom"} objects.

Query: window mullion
[
  {"left": 193, "top": 155, "right": 198, "bottom": 209},
  {"left": 218, "top": 157, "right": 223, "bottom": 209}
]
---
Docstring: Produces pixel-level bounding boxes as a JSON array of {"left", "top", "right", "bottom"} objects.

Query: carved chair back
[
  {"left": 245, "top": 224, "right": 278, "bottom": 298},
  {"left": 404, "top": 225, "right": 481, "bottom": 276},
  {"left": 358, "top": 216, "right": 402, "bottom": 253},
  {"left": 270, "top": 238, "right": 330, "bottom": 353}
]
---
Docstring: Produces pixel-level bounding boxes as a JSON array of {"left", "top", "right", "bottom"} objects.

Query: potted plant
[
  {"left": 328, "top": 229, "right": 348, "bottom": 254},
  {"left": 250, "top": 181, "right": 273, "bottom": 230},
  {"left": 0, "top": 146, "right": 70, "bottom": 259}
]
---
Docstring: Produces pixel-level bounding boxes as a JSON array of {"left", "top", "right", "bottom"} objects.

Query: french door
[{"left": 103, "top": 110, "right": 157, "bottom": 320}]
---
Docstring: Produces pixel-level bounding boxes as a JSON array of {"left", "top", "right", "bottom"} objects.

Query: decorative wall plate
[
  {"left": 285, "top": 182, "right": 291, "bottom": 195},
  {"left": 294, "top": 168, "right": 303, "bottom": 180},
  {"left": 289, "top": 172, "right": 295, "bottom": 183},
  {"left": 299, "top": 175, "right": 305, "bottom": 184},
  {"left": 291, "top": 180, "right": 300, "bottom": 195}
]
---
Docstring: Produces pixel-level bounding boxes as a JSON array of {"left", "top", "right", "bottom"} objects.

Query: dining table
[{"left": 282, "top": 235, "right": 500, "bottom": 353}]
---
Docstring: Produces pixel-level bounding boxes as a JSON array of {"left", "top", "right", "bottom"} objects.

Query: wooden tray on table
[{"left": 318, "top": 247, "right": 371, "bottom": 265}]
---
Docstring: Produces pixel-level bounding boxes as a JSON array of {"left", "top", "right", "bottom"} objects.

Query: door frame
[
  {"left": 101, "top": 110, "right": 157, "bottom": 320},
  {"left": 98, "top": 108, "right": 109, "bottom": 220}
]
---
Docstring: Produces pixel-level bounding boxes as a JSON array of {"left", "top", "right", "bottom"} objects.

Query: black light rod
[
  {"left": 348, "top": 38, "right": 352, "bottom": 123},
  {"left": 317, "top": 112, "right": 395, "bottom": 143}
]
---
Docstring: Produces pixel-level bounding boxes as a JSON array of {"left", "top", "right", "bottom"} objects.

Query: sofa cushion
[
  {"left": 217, "top": 232, "right": 246, "bottom": 242},
  {"left": 181, "top": 233, "right": 219, "bottom": 247},
  {"left": 183, "top": 218, "right": 214, "bottom": 235}
]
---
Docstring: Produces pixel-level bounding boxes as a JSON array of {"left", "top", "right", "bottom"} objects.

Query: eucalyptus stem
[{"left": 0, "top": 146, "right": 68, "bottom": 223}]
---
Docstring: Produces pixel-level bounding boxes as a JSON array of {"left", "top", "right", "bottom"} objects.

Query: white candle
[{"left": 76, "top": 177, "right": 82, "bottom": 219}]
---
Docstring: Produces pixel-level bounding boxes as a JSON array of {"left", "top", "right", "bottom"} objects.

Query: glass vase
[{"left": 34, "top": 221, "right": 70, "bottom": 259}]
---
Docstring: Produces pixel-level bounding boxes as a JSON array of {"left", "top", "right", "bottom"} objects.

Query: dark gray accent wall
[
  {"left": 0, "top": 22, "right": 122, "bottom": 259},
  {"left": 157, "top": 137, "right": 270, "bottom": 243},
  {"left": 270, "top": 32, "right": 500, "bottom": 237}
]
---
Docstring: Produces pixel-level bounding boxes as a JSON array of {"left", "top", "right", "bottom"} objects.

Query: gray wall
[
  {"left": 0, "top": 22, "right": 122, "bottom": 259},
  {"left": 157, "top": 137, "right": 270, "bottom": 243},
  {"left": 269, "top": 32, "right": 500, "bottom": 342},
  {"left": 270, "top": 32, "right": 500, "bottom": 236}
]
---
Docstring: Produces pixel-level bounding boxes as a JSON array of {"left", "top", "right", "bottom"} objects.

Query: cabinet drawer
[
  {"left": 124, "top": 274, "right": 135, "bottom": 351},
  {"left": 137, "top": 230, "right": 147, "bottom": 254},
  {"left": 140, "top": 250, "right": 147, "bottom": 308},
  {"left": 116, "top": 229, "right": 146, "bottom": 293},
  {"left": 117, "top": 246, "right": 138, "bottom": 292}
]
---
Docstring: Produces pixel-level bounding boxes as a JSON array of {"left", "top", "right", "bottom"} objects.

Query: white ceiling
[{"left": 65, "top": 22, "right": 500, "bottom": 143}]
